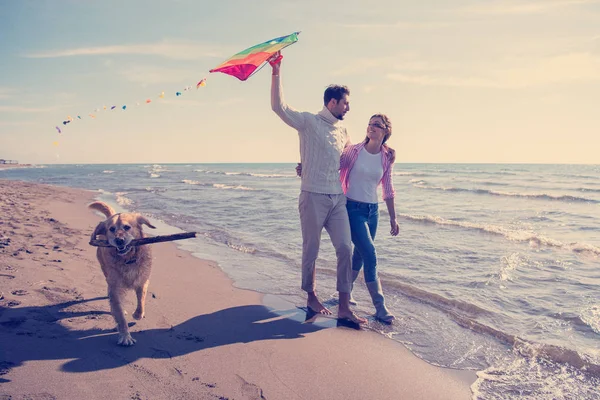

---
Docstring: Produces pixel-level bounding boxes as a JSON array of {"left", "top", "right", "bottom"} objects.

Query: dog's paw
[
  {"left": 117, "top": 333, "right": 136, "bottom": 346},
  {"left": 132, "top": 309, "right": 145, "bottom": 320}
]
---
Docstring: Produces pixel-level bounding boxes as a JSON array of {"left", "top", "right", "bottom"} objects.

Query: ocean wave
[
  {"left": 193, "top": 169, "right": 226, "bottom": 175},
  {"left": 412, "top": 182, "right": 599, "bottom": 203},
  {"left": 393, "top": 171, "right": 429, "bottom": 177},
  {"left": 551, "top": 173, "right": 600, "bottom": 180},
  {"left": 382, "top": 277, "right": 492, "bottom": 317},
  {"left": 213, "top": 183, "right": 255, "bottom": 191},
  {"left": 201, "top": 230, "right": 257, "bottom": 254},
  {"left": 434, "top": 169, "right": 518, "bottom": 176},
  {"left": 549, "top": 310, "right": 599, "bottom": 335},
  {"left": 400, "top": 213, "right": 600, "bottom": 256},
  {"left": 579, "top": 305, "right": 600, "bottom": 335},
  {"left": 578, "top": 187, "right": 600, "bottom": 193},
  {"left": 194, "top": 169, "right": 295, "bottom": 178},
  {"left": 383, "top": 274, "right": 600, "bottom": 376},
  {"left": 115, "top": 192, "right": 133, "bottom": 207},
  {"left": 182, "top": 179, "right": 203, "bottom": 185},
  {"left": 472, "top": 353, "right": 600, "bottom": 400},
  {"left": 181, "top": 180, "right": 256, "bottom": 191},
  {"left": 102, "top": 170, "right": 115, "bottom": 174}
]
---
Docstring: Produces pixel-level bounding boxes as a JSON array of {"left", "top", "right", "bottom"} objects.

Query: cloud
[
  {"left": 0, "top": 121, "right": 37, "bottom": 126},
  {"left": 337, "top": 21, "right": 453, "bottom": 30},
  {"left": 160, "top": 98, "right": 207, "bottom": 106},
  {"left": 333, "top": 56, "right": 444, "bottom": 77},
  {"left": 386, "top": 73, "right": 503, "bottom": 88},
  {"left": 25, "top": 40, "right": 226, "bottom": 60},
  {"left": 118, "top": 65, "right": 201, "bottom": 85},
  {"left": 0, "top": 105, "right": 62, "bottom": 113},
  {"left": 0, "top": 87, "right": 16, "bottom": 100},
  {"left": 461, "top": 0, "right": 600, "bottom": 15},
  {"left": 216, "top": 98, "right": 244, "bottom": 107},
  {"left": 387, "top": 52, "right": 600, "bottom": 88}
]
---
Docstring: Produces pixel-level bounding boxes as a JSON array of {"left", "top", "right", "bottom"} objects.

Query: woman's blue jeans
[{"left": 346, "top": 199, "right": 379, "bottom": 283}]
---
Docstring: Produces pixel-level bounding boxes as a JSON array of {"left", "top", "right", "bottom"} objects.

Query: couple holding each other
[{"left": 269, "top": 52, "right": 398, "bottom": 324}]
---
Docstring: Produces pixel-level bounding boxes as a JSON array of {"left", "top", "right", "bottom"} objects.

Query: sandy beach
[{"left": 0, "top": 179, "right": 475, "bottom": 400}]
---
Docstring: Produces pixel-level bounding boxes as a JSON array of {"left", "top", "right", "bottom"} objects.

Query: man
[{"left": 269, "top": 52, "right": 366, "bottom": 324}]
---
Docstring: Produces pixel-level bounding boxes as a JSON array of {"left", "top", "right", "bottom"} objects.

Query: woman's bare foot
[{"left": 307, "top": 292, "right": 332, "bottom": 315}]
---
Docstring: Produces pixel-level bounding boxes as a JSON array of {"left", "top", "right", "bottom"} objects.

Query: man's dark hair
[{"left": 323, "top": 85, "right": 350, "bottom": 106}]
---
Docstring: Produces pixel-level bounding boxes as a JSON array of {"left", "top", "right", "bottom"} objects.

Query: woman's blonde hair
[{"left": 365, "top": 114, "right": 392, "bottom": 144}]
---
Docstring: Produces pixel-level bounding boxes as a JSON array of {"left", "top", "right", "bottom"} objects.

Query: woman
[{"left": 340, "top": 114, "right": 399, "bottom": 323}]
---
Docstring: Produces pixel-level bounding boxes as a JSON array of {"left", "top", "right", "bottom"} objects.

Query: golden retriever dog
[{"left": 89, "top": 201, "right": 156, "bottom": 346}]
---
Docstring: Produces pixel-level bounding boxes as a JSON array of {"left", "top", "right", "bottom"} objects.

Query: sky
[{"left": 1, "top": 0, "right": 599, "bottom": 164}]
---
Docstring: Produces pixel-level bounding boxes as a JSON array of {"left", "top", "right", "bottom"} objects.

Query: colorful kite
[
  {"left": 196, "top": 78, "right": 206, "bottom": 89},
  {"left": 210, "top": 32, "right": 300, "bottom": 81},
  {"left": 55, "top": 126, "right": 61, "bottom": 134}
]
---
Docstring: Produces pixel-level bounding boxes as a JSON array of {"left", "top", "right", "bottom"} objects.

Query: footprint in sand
[
  {"left": 11, "top": 289, "right": 28, "bottom": 296},
  {"left": 0, "top": 300, "right": 21, "bottom": 307},
  {"left": 175, "top": 332, "right": 205, "bottom": 343}
]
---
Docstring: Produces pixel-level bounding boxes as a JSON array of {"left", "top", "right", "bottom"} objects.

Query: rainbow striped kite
[{"left": 209, "top": 32, "right": 300, "bottom": 81}]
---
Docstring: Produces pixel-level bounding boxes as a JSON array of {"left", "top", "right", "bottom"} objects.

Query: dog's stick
[{"left": 89, "top": 232, "right": 197, "bottom": 247}]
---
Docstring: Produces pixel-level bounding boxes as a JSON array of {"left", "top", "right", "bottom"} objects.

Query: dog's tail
[{"left": 88, "top": 201, "right": 116, "bottom": 218}]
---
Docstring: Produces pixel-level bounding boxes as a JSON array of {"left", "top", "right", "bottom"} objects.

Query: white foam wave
[
  {"left": 102, "top": 170, "right": 115, "bottom": 174},
  {"left": 413, "top": 182, "right": 598, "bottom": 203},
  {"left": 195, "top": 170, "right": 294, "bottom": 178},
  {"left": 394, "top": 171, "right": 428, "bottom": 176},
  {"left": 115, "top": 192, "right": 133, "bottom": 207},
  {"left": 213, "top": 184, "right": 255, "bottom": 191},
  {"left": 194, "top": 169, "right": 225, "bottom": 175},
  {"left": 182, "top": 179, "right": 201, "bottom": 185},
  {"left": 227, "top": 242, "right": 256, "bottom": 254},
  {"left": 149, "top": 173, "right": 160, "bottom": 178},
  {"left": 400, "top": 213, "right": 600, "bottom": 256},
  {"left": 580, "top": 305, "right": 600, "bottom": 335},
  {"left": 498, "top": 253, "right": 521, "bottom": 282}
]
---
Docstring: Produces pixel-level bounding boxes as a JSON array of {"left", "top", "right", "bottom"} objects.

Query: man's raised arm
[{"left": 270, "top": 52, "right": 306, "bottom": 131}]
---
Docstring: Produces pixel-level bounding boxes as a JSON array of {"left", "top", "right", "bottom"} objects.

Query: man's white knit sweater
[{"left": 271, "top": 75, "right": 350, "bottom": 195}]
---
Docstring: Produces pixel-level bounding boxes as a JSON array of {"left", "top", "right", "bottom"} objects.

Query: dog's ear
[
  {"left": 90, "top": 221, "right": 107, "bottom": 241},
  {"left": 136, "top": 215, "right": 156, "bottom": 229}
]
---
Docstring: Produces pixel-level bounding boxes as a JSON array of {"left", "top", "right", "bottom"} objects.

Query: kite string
[{"left": 247, "top": 61, "right": 270, "bottom": 80}]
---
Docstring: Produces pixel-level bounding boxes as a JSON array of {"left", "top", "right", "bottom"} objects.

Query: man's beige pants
[{"left": 298, "top": 191, "right": 352, "bottom": 294}]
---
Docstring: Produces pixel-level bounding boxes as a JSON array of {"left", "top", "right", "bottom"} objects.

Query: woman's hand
[{"left": 390, "top": 218, "right": 399, "bottom": 236}]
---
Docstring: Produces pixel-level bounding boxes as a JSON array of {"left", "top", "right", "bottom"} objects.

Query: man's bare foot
[
  {"left": 338, "top": 310, "right": 367, "bottom": 324},
  {"left": 307, "top": 292, "right": 332, "bottom": 315}
]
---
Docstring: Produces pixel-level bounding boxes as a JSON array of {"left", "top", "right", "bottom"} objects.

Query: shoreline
[{"left": 0, "top": 178, "right": 475, "bottom": 399}]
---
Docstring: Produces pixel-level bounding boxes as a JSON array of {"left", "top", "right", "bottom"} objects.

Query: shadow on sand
[{"left": 0, "top": 297, "right": 344, "bottom": 378}]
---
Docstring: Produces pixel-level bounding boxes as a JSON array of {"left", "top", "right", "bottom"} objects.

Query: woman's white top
[{"left": 346, "top": 147, "right": 383, "bottom": 204}]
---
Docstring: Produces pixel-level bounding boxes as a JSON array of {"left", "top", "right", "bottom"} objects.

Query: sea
[{"left": 2, "top": 163, "right": 599, "bottom": 400}]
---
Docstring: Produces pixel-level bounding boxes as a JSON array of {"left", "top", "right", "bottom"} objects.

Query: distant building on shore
[{"left": 0, "top": 159, "right": 18, "bottom": 164}]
